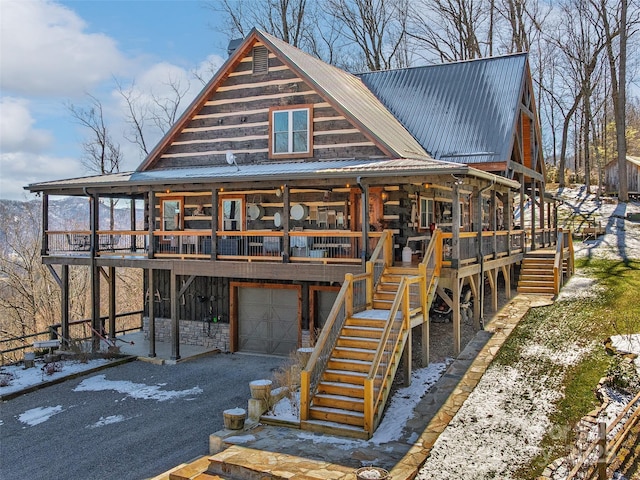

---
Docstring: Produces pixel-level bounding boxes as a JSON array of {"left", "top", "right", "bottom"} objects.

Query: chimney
[{"left": 227, "top": 39, "right": 243, "bottom": 57}]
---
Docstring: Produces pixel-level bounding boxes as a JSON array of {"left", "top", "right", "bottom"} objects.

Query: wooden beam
[
  {"left": 148, "top": 268, "right": 156, "bottom": 358},
  {"left": 42, "top": 193, "right": 49, "bottom": 256},
  {"left": 507, "top": 159, "right": 543, "bottom": 182},
  {"left": 148, "top": 190, "right": 156, "bottom": 259},
  {"left": 170, "top": 269, "right": 180, "bottom": 360},
  {"left": 61, "top": 265, "right": 69, "bottom": 348},
  {"left": 109, "top": 266, "right": 116, "bottom": 340}
]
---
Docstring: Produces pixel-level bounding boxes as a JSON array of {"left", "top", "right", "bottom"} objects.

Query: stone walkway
[{"left": 152, "top": 294, "right": 553, "bottom": 480}]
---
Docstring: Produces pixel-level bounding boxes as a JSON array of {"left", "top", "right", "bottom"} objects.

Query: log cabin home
[{"left": 26, "top": 29, "right": 573, "bottom": 438}]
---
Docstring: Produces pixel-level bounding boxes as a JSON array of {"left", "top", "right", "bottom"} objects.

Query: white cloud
[
  {"left": 0, "top": 151, "right": 82, "bottom": 199},
  {"left": 0, "top": 0, "right": 126, "bottom": 96},
  {"left": 0, "top": 97, "right": 53, "bottom": 153}
]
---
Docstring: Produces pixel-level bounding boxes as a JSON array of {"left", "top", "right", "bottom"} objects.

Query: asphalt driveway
[{"left": 0, "top": 352, "right": 285, "bottom": 480}]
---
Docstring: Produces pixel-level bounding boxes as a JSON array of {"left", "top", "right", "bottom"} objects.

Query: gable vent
[{"left": 252, "top": 46, "right": 269, "bottom": 74}]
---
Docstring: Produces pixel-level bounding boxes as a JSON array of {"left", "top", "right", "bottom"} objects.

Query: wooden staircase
[
  {"left": 302, "top": 266, "right": 429, "bottom": 439},
  {"left": 517, "top": 250, "right": 559, "bottom": 295}
]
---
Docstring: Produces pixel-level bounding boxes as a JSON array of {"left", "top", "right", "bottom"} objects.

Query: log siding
[{"left": 153, "top": 45, "right": 385, "bottom": 170}]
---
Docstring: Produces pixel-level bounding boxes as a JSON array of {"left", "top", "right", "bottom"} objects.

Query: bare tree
[
  {"left": 210, "top": 0, "right": 312, "bottom": 49},
  {"left": 408, "top": 0, "right": 489, "bottom": 62},
  {"left": 68, "top": 94, "right": 123, "bottom": 230},
  {"left": 325, "top": 0, "right": 410, "bottom": 71},
  {"left": 590, "top": 0, "right": 636, "bottom": 201},
  {"left": 116, "top": 76, "right": 191, "bottom": 158}
]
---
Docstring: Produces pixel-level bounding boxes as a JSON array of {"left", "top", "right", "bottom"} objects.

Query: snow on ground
[
  {"left": 18, "top": 405, "right": 65, "bottom": 426},
  {"left": 556, "top": 186, "right": 640, "bottom": 261},
  {"left": 73, "top": 374, "right": 203, "bottom": 401},
  {"left": 266, "top": 361, "right": 450, "bottom": 448},
  {"left": 610, "top": 334, "right": 640, "bottom": 370},
  {"left": 417, "top": 186, "right": 640, "bottom": 480},
  {"left": 0, "top": 358, "right": 112, "bottom": 396}
]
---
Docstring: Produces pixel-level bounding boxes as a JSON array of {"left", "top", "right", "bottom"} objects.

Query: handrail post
[
  {"left": 300, "top": 370, "right": 309, "bottom": 421},
  {"left": 345, "top": 273, "right": 354, "bottom": 318},
  {"left": 364, "top": 378, "right": 374, "bottom": 435},
  {"left": 365, "top": 262, "right": 373, "bottom": 308}
]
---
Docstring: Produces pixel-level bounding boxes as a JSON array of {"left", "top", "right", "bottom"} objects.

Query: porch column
[
  {"left": 490, "top": 188, "right": 497, "bottom": 258},
  {"left": 90, "top": 193, "right": 101, "bottom": 352},
  {"left": 61, "top": 265, "right": 70, "bottom": 349},
  {"left": 473, "top": 186, "right": 483, "bottom": 329},
  {"left": 170, "top": 269, "right": 180, "bottom": 360},
  {"left": 360, "top": 184, "right": 370, "bottom": 262},
  {"left": 41, "top": 193, "right": 49, "bottom": 255},
  {"left": 211, "top": 189, "right": 218, "bottom": 259},
  {"left": 530, "top": 179, "right": 536, "bottom": 250},
  {"left": 108, "top": 266, "right": 116, "bottom": 340},
  {"left": 519, "top": 180, "right": 525, "bottom": 230},
  {"left": 506, "top": 190, "right": 513, "bottom": 256},
  {"left": 148, "top": 190, "right": 155, "bottom": 259},
  {"left": 452, "top": 185, "right": 461, "bottom": 355},
  {"left": 540, "top": 183, "right": 546, "bottom": 245},
  {"left": 130, "top": 198, "right": 136, "bottom": 252},
  {"left": 283, "top": 184, "right": 290, "bottom": 262},
  {"left": 147, "top": 268, "right": 156, "bottom": 358}
]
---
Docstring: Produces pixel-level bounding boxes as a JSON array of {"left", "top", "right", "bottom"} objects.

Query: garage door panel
[{"left": 238, "top": 287, "right": 298, "bottom": 356}]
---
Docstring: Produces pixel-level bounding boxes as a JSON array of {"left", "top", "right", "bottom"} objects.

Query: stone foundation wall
[
  {"left": 143, "top": 317, "right": 312, "bottom": 353},
  {"left": 143, "top": 317, "right": 230, "bottom": 351}
]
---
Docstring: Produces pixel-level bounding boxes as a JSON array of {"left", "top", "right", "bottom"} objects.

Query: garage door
[{"left": 238, "top": 286, "right": 299, "bottom": 356}]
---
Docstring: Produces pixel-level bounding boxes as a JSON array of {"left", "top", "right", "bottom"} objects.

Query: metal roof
[
  {"left": 357, "top": 54, "right": 528, "bottom": 165},
  {"left": 259, "top": 31, "right": 431, "bottom": 160},
  {"left": 26, "top": 158, "right": 518, "bottom": 193}
]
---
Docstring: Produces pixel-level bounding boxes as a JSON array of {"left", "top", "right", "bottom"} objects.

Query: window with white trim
[
  {"left": 419, "top": 197, "right": 433, "bottom": 229},
  {"left": 271, "top": 108, "right": 310, "bottom": 156}
]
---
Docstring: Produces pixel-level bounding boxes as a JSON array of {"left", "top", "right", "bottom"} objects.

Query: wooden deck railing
[
  {"left": 566, "top": 390, "right": 640, "bottom": 480},
  {"left": 0, "top": 310, "right": 143, "bottom": 366}
]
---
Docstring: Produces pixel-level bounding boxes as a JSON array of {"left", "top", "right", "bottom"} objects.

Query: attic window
[
  {"left": 269, "top": 106, "right": 313, "bottom": 158},
  {"left": 252, "top": 46, "right": 269, "bottom": 74}
]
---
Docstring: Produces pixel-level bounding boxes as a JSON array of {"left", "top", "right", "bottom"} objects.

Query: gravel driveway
[{"left": 0, "top": 352, "right": 285, "bottom": 480}]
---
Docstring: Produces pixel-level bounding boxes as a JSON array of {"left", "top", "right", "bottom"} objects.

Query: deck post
[
  {"left": 61, "top": 264, "right": 70, "bottom": 348},
  {"left": 170, "top": 269, "right": 180, "bottom": 360},
  {"left": 453, "top": 277, "right": 461, "bottom": 356},
  {"left": 491, "top": 189, "right": 497, "bottom": 258},
  {"left": 90, "top": 192, "right": 101, "bottom": 352},
  {"left": 506, "top": 190, "right": 512, "bottom": 256},
  {"left": 130, "top": 198, "right": 136, "bottom": 252},
  {"left": 41, "top": 193, "right": 49, "bottom": 256},
  {"left": 211, "top": 189, "right": 218, "bottom": 259},
  {"left": 361, "top": 184, "right": 370, "bottom": 262},
  {"left": 148, "top": 190, "right": 155, "bottom": 259},
  {"left": 108, "top": 266, "right": 116, "bottom": 340},
  {"left": 283, "top": 184, "right": 290, "bottom": 262},
  {"left": 540, "top": 182, "right": 546, "bottom": 244},
  {"left": 530, "top": 179, "right": 536, "bottom": 251},
  {"left": 148, "top": 268, "right": 156, "bottom": 357},
  {"left": 451, "top": 184, "right": 460, "bottom": 268},
  {"left": 403, "top": 327, "right": 412, "bottom": 387}
]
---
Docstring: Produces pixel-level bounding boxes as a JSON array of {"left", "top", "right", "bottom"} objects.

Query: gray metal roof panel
[{"left": 358, "top": 54, "right": 527, "bottom": 165}]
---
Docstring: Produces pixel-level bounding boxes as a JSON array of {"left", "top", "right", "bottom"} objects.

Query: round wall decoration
[
  {"left": 274, "top": 211, "right": 282, "bottom": 228},
  {"left": 290, "top": 204, "right": 309, "bottom": 221},
  {"left": 247, "top": 204, "right": 264, "bottom": 220}
]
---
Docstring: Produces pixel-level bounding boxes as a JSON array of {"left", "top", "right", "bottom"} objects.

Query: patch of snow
[
  {"left": 520, "top": 343, "right": 594, "bottom": 367},
  {"left": 417, "top": 365, "right": 562, "bottom": 480},
  {"left": 370, "top": 362, "right": 448, "bottom": 445},
  {"left": 73, "top": 374, "right": 203, "bottom": 401},
  {"left": 0, "top": 358, "right": 112, "bottom": 396},
  {"left": 610, "top": 334, "right": 640, "bottom": 369},
  {"left": 18, "top": 405, "right": 65, "bottom": 426},
  {"left": 555, "top": 272, "right": 603, "bottom": 301},
  {"left": 224, "top": 408, "right": 246, "bottom": 415},
  {"left": 88, "top": 415, "right": 126, "bottom": 428},
  {"left": 265, "top": 391, "right": 300, "bottom": 422},
  {"left": 249, "top": 379, "right": 272, "bottom": 387}
]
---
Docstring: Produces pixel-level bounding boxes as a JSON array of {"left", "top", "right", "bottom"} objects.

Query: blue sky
[{"left": 0, "top": 0, "right": 229, "bottom": 200}]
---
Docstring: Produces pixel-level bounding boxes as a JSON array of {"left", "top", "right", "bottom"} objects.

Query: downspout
[{"left": 477, "top": 180, "right": 495, "bottom": 329}]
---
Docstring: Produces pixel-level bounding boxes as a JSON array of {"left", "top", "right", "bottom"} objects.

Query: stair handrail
[
  {"left": 300, "top": 272, "right": 368, "bottom": 421},
  {"left": 553, "top": 228, "right": 565, "bottom": 294},
  {"left": 363, "top": 274, "right": 422, "bottom": 434},
  {"left": 366, "top": 230, "right": 393, "bottom": 291}
]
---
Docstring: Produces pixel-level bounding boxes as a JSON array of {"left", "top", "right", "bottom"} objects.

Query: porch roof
[{"left": 25, "top": 157, "right": 519, "bottom": 195}]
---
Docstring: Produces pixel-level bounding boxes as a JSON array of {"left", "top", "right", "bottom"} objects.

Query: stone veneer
[{"left": 143, "top": 317, "right": 312, "bottom": 352}]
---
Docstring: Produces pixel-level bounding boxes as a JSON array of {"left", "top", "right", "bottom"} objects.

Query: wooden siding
[{"left": 153, "top": 48, "right": 384, "bottom": 170}]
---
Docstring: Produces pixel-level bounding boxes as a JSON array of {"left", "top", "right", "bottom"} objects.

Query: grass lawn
[{"left": 496, "top": 258, "right": 640, "bottom": 478}]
